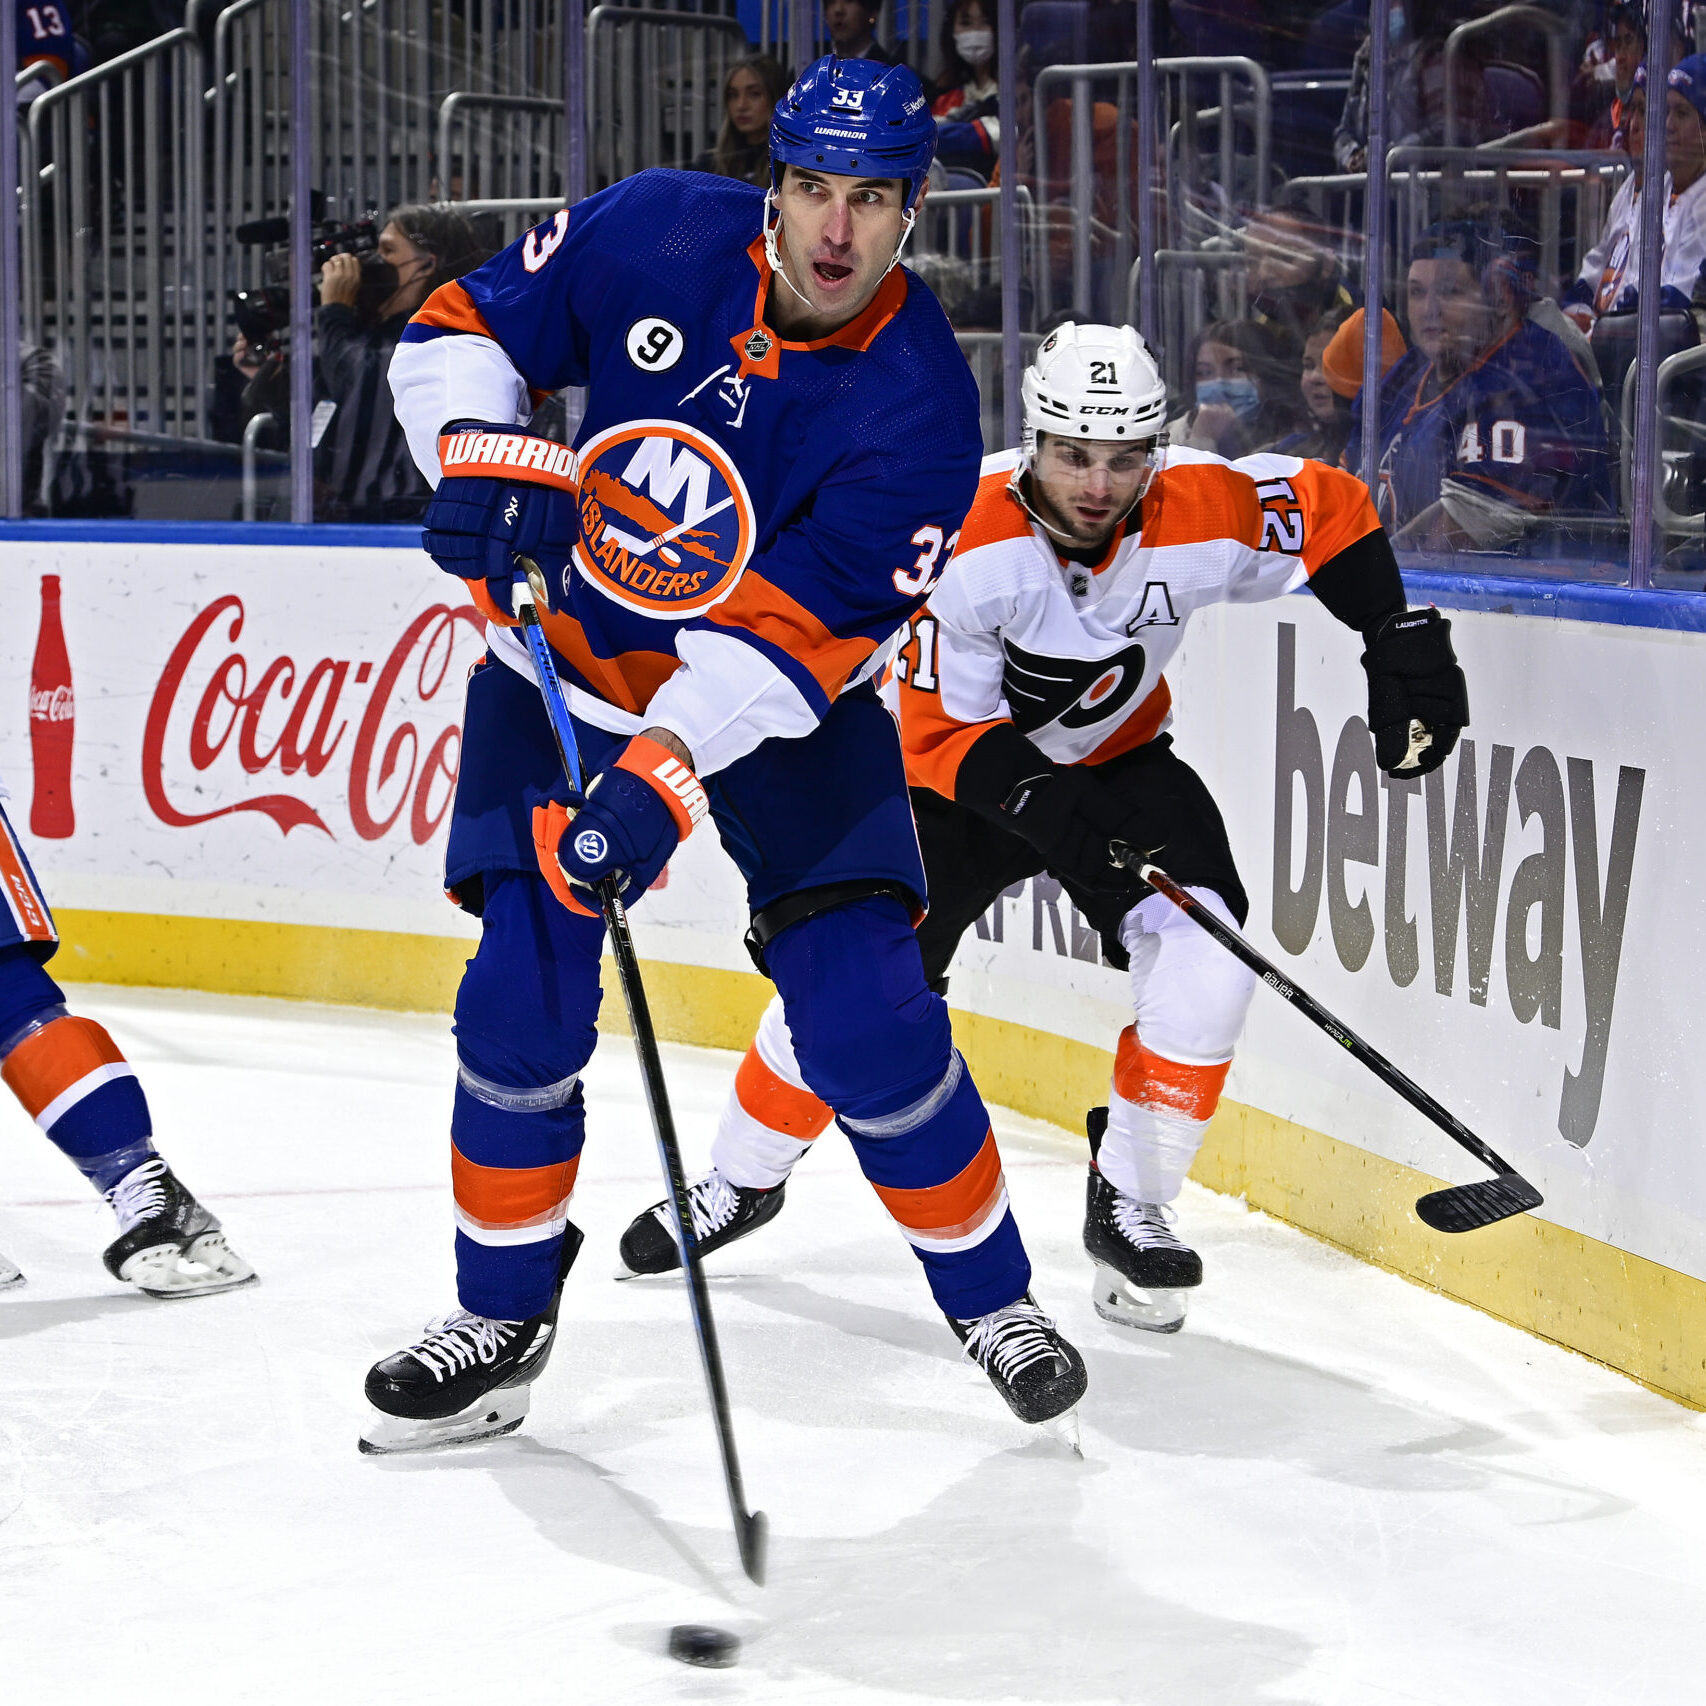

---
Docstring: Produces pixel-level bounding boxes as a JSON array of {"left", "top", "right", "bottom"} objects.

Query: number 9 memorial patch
[{"left": 626, "top": 318, "right": 685, "bottom": 373}]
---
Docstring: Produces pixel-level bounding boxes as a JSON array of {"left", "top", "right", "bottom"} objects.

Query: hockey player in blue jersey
[
  {"left": 1348, "top": 215, "right": 1612, "bottom": 553},
  {"left": 361, "top": 55, "right": 1089, "bottom": 1453}
]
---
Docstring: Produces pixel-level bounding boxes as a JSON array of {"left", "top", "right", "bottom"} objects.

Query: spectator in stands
[
  {"left": 1169, "top": 318, "right": 1306, "bottom": 459},
  {"left": 931, "top": 0, "right": 1000, "bottom": 180},
  {"left": 1574, "top": 3, "right": 1692, "bottom": 150},
  {"left": 15, "top": 0, "right": 88, "bottom": 103},
  {"left": 1349, "top": 216, "right": 1612, "bottom": 551},
  {"left": 823, "top": 0, "right": 896, "bottom": 65},
  {"left": 1243, "top": 198, "right": 1357, "bottom": 348},
  {"left": 1333, "top": 0, "right": 1495, "bottom": 171},
  {"left": 1262, "top": 310, "right": 1356, "bottom": 464},
  {"left": 1564, "top": 58, "right": 1706, "bottom": 333},
  {"left": 695, "top": 55, "right": 788, "bottom": 187}
]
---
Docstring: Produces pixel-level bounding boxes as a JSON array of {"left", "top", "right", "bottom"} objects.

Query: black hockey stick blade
[
  {"left": 1108, "top": 843, "right": 1545, "bottom": 1237},
  {"left": 738, "top": 1509, "right": 769, "bottom": 1587},
  {"left": 1414, "top": 1173, "right": 1544, "bottom": 1234}
]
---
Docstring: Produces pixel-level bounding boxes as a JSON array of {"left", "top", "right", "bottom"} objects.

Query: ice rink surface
[{"left": 3, "top": 988, "right": 1705, "bottom": 1706}]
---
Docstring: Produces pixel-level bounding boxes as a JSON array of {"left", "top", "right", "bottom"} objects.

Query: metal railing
[
  {"left": 586, "top": 7, "right": 750, "bottom": 188},
  {"left": 24, "top": 27, "right": 210, "bottom": 438},
  {"left": 436, "top": 95, "right": 564, "bottom": 204},
  {"left": 1443, "top": 5, "right": 1574, "bottom": 150},
  {"left": 955, "top": 331, "right": 1040, "bottom": 453},
  {"left": 1032, "top": 57, "right": 1270, "bottom": 326}
]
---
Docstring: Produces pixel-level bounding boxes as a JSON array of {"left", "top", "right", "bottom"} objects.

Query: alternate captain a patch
[{"left": 570, "top": 419, "right": 756, "bottom": 619}]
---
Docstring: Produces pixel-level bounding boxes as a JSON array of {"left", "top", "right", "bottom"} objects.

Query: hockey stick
[
  {"left": 1109, "top": 845, "right": 1543, "bottom": 1234},
  {"left": 513, "top": 555, "right": 768, "bottom": 1586}
]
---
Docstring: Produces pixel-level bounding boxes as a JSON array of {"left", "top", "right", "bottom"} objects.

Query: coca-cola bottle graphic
[{"left": 29, "top": 574, "right": 75, "bottom": 838}]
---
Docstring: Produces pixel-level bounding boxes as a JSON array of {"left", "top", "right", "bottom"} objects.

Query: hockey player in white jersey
[{"left": 618, "top": 322, "right": 1469, "bottom": 1333}]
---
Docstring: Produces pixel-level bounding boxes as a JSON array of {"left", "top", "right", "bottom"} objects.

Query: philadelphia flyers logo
[
  {"left": 1001, "top": 638, "right": 1148, "bottom": 733},
  {"left": 571, "top": 420, "right": 756, "bottom": 619}
]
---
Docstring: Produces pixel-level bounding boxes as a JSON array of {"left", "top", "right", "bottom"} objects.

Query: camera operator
[
  {"left": 233, "top": 204, "right": 486, "bottom": 522},
  {"left": 312, "top": 205, "right": 484, "bottom": 522}
]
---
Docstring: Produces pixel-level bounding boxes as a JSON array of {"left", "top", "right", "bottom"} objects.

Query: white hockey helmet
[{"left": 1019, "top": 321, "right": 1169, "bottom": 461}]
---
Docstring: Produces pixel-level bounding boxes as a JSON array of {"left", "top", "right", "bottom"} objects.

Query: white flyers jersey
[{"left": 890, "top": 446, "right": 1381, "bottom": 794}]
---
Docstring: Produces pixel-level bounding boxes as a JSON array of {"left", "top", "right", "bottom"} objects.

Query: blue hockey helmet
[{"left": 769, "top": 54, "right": 936, "bottom": 210}]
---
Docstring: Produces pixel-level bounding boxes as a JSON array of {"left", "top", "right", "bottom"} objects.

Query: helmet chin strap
[{"left": 761, "top": 189, "right": 918, "bottom": 313}]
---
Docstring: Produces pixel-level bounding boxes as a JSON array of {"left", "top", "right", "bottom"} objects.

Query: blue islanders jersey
[
  {"left": 390, "top": 170, "right": 984, "bottom": 777},
  {"left": 18, "top": 1, "right": 85, "bottom": 83},
  {"left": 1347, "top": 318, "right": 1612, "bottom": 533}
]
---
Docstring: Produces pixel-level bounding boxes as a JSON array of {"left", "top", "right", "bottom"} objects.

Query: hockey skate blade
[
  {"left": 121, "top": 1232, "right": 258, "bottom": 1299},
  {"left": 358, "top": 1387, "right": 530, "bottom": 1456},
  {"left": 0, "top": 1257, "right": 25, "bottom": 1291},
  {"left": 1091, "top": 1266, "right": 1188, "bottom": 1335},
  {"left": 1039, "top": 1407, "right": 1083, "bottom": 1457}
]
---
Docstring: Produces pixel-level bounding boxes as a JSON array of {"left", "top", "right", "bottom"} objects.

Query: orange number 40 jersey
[{"left": 889, "top": 446, "right": 1383, "bottom": 798}]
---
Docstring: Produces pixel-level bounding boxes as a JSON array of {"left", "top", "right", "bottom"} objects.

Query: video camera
[{"left": 229, "top": 198, "right": 380, "bottom": 357}]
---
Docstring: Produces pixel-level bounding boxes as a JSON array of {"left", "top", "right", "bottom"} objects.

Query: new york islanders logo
[{"left": 572, "top": 420, "right": 756, "bottom": 619}]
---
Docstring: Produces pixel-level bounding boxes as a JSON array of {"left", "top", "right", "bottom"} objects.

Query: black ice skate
[
  {"left": 102, "top": 1157, "right": 257, "bottom": 1299},
  {"left": 359, "top": 1224, "right": 583, "bottom": 1456},
  {"left": 949, "top": 1293, "right": 1087, "bottom": 1452},
  {"left": 0, "top": 1248, "right": 23, "bottom": 1291},
  {"left": 1084, "top": 1106, "right": 1201, "bottom": 1334},
  {"left": 615, "top": 1168, "right": 786, "bottom": 1278}
]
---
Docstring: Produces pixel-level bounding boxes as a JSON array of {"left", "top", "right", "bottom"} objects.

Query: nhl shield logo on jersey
[{"left": 571, "top": 419, "right": 756, "bottom": 619}]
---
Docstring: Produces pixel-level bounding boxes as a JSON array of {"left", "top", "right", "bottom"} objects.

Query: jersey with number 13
[{"left": 891, "top": 446, "right": 1382, "bottom": 792}]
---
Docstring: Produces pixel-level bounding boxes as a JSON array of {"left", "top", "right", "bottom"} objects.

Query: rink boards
[{"left": 1, "top": 529, "right": 1703, "bottom": 1408}]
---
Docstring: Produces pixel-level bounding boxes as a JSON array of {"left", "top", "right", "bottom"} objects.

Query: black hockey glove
[
  {"left": 422, "top": 422, "right": 579, "bottom": 615},
  {"left": 1361, "top": 607, "right": 1469, "bottom": 778},
  {"left": 998, "top": 766, "right": 1143, "bottom": 894}
]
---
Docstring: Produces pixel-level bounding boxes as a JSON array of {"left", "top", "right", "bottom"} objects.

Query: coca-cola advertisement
[
  {"left": 0, "top": 544, "right": 498, "bottom": 940},
  {"left": 0, "top": 541, "right": 747, "bottom": 950}
]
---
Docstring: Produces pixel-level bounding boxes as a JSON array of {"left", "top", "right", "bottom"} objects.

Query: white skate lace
[
  {"left": 1113, "top": 1196, "right": 1189, "bottom": 1254},
  {"left": 405, "top": 1310, "right": 522, "bottom": 1383},
  {"left": 104, "top": 1157, "right": 171, "bottom": 1231},
  {"left": 655, "top": 1170, "right": 742, "bottom": 1242},
  {"left": 957, "top": 1300, "right": 1065, "bottom": 1383}
]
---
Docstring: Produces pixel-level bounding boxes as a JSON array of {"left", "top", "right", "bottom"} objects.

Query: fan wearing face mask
[
  {"left": 930, "top": 0, "right": 1001, "bottom": 180},
  {"left": 1169, "top": 317, "right": 1308, "bottom": 461}
]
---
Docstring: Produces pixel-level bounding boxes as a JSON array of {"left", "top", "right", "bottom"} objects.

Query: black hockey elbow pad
[{"left": 1361, "top": 607, "right": 1469, "bottom": 778}]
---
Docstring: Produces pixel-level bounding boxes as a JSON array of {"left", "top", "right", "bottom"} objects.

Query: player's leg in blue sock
[
  {"left": 765, "top": 897, "right": 1031, "bottom": 1322},
  {"left": 0, "top": 943, "right": 158, "bottom": 1193},
  {"left": 448, "top": 870, "right": 604, "bottom": 1321}
]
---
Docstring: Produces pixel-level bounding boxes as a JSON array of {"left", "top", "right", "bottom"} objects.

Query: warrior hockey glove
[
  {"left": 1361, "top": 607, "right": 1469, "bottom": 777},
  {"left": 532, "top": 736, "right": 708, "bottom": 913},
  {"left": 423, "top": 423, "right": 579, "bottom": 617}
]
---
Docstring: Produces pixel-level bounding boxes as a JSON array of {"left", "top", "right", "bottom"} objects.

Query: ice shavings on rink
[{"left": 3, "top": 987, "right": 1706, "bottom": 1705}]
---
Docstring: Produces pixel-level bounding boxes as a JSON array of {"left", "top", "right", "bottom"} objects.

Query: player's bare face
[
  {"left": 1030, "top": 436, "right": 1154, "bottom": 549},
  {"left": 1406, "top": 258, "right": 1498, "bottom": 379},
  {"left": 770, "top": 165, "right": 910, "bottom": 338}
]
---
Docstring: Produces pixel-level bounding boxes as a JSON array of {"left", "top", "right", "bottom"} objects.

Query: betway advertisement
[{"left": 2, "top": 540, "right": 1702, "bottom": 1285}]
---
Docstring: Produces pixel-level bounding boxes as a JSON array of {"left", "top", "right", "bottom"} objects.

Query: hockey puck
[{"left": 667, "top": 1624, "right": 740, "bottom": 1669}]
